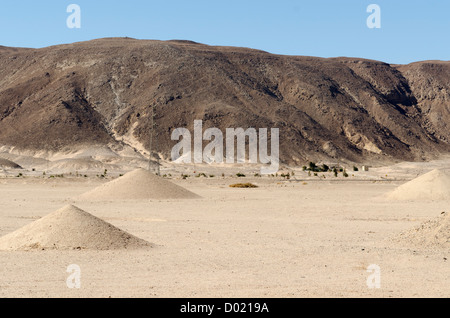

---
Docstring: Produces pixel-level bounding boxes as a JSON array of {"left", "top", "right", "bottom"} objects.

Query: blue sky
[{"left": 0, "top": 0, "right": 448, "bottom": 64}]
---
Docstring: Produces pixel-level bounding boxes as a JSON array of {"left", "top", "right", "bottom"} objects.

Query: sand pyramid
[
  {"left": 392, "top": 212, "right": 449, "bottom": 249},
  {"left": 0, "top": 205, "right": 151, "bottom": 251},
  {"left": 387, "top": 169, "right": 450, "bottom": 201},
  {"left": 77, "top": 168, "right": 200, "bottom": 200}
]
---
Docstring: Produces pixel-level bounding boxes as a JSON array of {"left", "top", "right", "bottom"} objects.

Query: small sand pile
[
  {"left": 0, "top": 158, "right": 22, "bottom": 169},
  {"left": 0, "top": 205, "right": 151, "bottom": 251},
  {"left": 77, "top": 168, "right": 200, "bottom": 200},
  {"left": 392, "top": 212, "right": 450, "bottom": 250},
  {"left": 387, "top": 169, "right": 450, "bottom": 201}
]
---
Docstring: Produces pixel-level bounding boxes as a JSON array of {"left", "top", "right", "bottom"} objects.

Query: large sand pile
[
  {"left": 0, "top": 205, "right": 151, "bottom": 251},
  {"left": 387, "top": 169, "right": 450, "bottom": 200},
  {"left": 77, "top": 168, "right": 200, "bottom": 200},
  {"left": 392, "top": 212, "right": 450, "bottom": 249}
]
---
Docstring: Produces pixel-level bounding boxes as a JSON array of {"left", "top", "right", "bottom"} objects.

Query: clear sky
[{"left": 0, "top": 0, "right": 448, "bottom": 64}]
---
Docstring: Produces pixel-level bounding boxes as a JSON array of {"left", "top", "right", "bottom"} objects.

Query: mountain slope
[{"left": 0, "top": 38, "right": 449, "bottom": 164}]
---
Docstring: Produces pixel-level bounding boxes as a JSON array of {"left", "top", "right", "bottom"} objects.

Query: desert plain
[{"left": 0, "top": 156, "right": 448, "bottom": 298}]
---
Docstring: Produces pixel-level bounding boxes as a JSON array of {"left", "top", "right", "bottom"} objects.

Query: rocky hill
[{"left": 0, "top": 38, "right": 449, "bottom": 165}]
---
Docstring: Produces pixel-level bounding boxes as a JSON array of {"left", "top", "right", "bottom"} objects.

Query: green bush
[{"left": 308, "top": 162, "right": 317, "bottom": 171}]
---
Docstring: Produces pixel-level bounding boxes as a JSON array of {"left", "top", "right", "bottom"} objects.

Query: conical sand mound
[
  {"left": 77, "top": 169, "right": 200, "bottom": 200},
  {"left": 0, "top": 205, "right": 152, "bottom": 251},
  {"left": 392, "top": 212, "right": 450, "bottom": 249},
  {"left": 387, "top": 169, "right": 450, "bottom": 201}
]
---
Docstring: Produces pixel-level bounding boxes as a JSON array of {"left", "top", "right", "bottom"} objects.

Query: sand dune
[
  {"left": 393, "top": 212, "right": 449, "bottom": 249},
  {"left": 0, "top": 205, "right": 151, "bottom": 251},
  {"left": 387, "top": 169, "right": 450, "bottom": 200},
  {"left": 77, "top": 168, "right": 200, "bottom": 200}
]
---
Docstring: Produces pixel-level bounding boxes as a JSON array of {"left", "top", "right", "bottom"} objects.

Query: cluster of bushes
[
  {"left": 48, "top": 174, "right": 65, "bottom": 178},
  {"left": 265, "top": 171, "right": 294, "bottom": 178},
  {"left": 181, "top": 172, "right": 217, "bottom": 179},
  {"left": 302, "top": 162, "right": 331, "bottom": 173},
  {"left": 98, "top": 169, "right": 108, "bottom": 178},
  {"left": 303, "top": 162, "right": 352, "bottom": 178}
]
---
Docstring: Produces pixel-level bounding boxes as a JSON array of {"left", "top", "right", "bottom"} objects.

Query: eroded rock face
[{"left": 0, "top": 38, "right": 449, "bottom": 164}]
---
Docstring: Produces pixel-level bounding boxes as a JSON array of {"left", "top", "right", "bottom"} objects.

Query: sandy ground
[{"left": 0, "top": 164, "right": 449, "bottom": 298}]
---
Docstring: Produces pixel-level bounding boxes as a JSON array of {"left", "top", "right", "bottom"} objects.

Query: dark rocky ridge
[{"left": 0, "top": 38, "right": 449, "bottom": 165}]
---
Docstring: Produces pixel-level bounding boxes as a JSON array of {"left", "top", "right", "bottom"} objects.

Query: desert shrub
[
  {"left": 305, "top": 162, "right": 329, "bottom": 172},
  {"left": 353, "top": 166, "right": 359, "bottom": 172},
  {"left": 236, "top": 172, "right": 246, "bottom": 177},
  {"left": 229, "top": 183, "right": 258, "bottom": 188}
]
